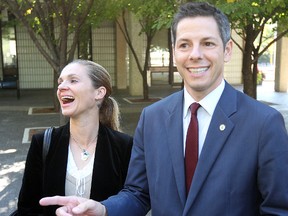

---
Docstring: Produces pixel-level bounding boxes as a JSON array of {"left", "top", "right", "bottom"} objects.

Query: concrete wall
[
  {"left": 91, "top": 22, "right": 116, "bottom": 86},
  {"left": 15, "top": 22, "right": 116, "bottom": 89},
  {"left": 16, "top": 25, "right": 53, "bottom": 89},
  {"left": 127, "top": 13, "right": 144, "bottom": 96},
  {"left": 224, "top": 31, "right": 243, "bottom": 85},
  {"left": 275, "top": 36, "right": 288, "bottom": 92}
]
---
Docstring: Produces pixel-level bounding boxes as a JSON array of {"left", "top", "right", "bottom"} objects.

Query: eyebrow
[
  {"left": 58, "top": 73, "right": 79, "bottom": 82},
  {"left": 202, "top": 36, "right": 218, "bottom": 41},
  {"left": 176, "top": 36, "right": 218, "bottom": 42}
]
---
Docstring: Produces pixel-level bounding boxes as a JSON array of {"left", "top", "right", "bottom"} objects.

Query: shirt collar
[{"left": 183, "top": 79, "right": 225, "bottom": 118}]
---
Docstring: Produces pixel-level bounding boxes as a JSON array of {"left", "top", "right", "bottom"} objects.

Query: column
[
  {"left": 128, "top": 13, "right": 144, "bottom": 96},
  {"left": 275, "top": 36, "right": 288, "bottom": 92},
  {"left": 116, "top": 17, "right": 128, "bottom": 90}
]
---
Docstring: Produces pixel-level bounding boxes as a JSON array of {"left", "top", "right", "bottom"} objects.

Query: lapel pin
[{"left": 219, "top": 124, "right": 226, "bottom": 131}]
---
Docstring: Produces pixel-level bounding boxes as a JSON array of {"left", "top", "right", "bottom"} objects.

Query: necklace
[{"left": 70, "top": 133, "right": 98, "bottom": 161}]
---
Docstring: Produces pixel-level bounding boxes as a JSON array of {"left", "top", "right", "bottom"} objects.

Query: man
[{"left": 40, "top": 2, "right": 288, "bottom": 215}]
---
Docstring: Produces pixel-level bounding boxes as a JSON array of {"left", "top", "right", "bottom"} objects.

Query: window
[{"left": 1, "top": 10, "right": 18, "bottom": 78}]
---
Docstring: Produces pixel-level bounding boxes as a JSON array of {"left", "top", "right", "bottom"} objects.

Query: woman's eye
[
  {"left": 177, "top": 43, "right": 190, "bottom": 51},
  {"left": 179, "top": 43, "right": 188, "bottom": 48}
]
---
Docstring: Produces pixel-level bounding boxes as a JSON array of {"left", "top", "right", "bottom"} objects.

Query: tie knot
[{"left": 190, "top": 103, "right": 200, "bottom": 115}]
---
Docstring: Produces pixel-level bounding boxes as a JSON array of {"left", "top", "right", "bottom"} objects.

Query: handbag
[
  {"left": 9, "top": 127, "right": 54, "bottom": 216},
  {"left": 9, "top": 211, "right": 17, "bottom": 216}
]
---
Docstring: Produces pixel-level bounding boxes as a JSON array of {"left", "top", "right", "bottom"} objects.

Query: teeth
[
  {"left": 61, "top": 95, "right": 75, "bottom": 103},
  {"left": 61, "top": 96, "right": 74, "bottom": 100},
  {"left": 188, "top": 67, "right": 208, "bottom": 73}
]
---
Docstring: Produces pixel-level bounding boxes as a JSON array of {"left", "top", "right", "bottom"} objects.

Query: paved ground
[{"left": 0, "top": 81, "right": 287, "bottom": 215}]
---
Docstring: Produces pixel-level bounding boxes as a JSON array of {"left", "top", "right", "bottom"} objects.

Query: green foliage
[
  {"left": 215, "top": 0, "right": 288, "bottom": 34},
  {"left": 132, "top": 0, "right": 177, "bottom": 29},
  {"left": 214, "top": 0, "right": 288, "bottom": 62},
  {"left": 205, "top": 0, "right": 288, "bottom": 98},
  {"left": 257, "top": 70, "right": 264, "bottom": 85},
  {"left": 108, "top": 0, "right": 178, "bottom": 34}
]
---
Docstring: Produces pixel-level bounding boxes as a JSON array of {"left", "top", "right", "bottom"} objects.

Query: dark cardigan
[{"left": 17, "top": 123, "right": 133, "bottom": 215}]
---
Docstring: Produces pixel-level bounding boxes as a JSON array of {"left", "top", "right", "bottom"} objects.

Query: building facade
[{"left": 1, "top": 9, "right": 287, "bottom": 96}]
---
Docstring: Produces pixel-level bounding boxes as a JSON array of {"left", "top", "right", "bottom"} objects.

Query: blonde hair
[{"left": 70, "top": 59, "right": 121, "bottom": 131}]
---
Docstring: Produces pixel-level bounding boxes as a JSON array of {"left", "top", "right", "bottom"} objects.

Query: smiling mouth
[
  {"left": 188, "top": 67, "right": 209, "bottom": 74},
  {"left": 61, "top": 96, "right": 75, "bottom": 104}
]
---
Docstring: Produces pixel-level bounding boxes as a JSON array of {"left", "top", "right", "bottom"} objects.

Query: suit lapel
[
  {"left": 165, "top": 91, "right": 187, "bottom": 206},
  {"left": 184, "top": 83, "right": 238, "bottom": 213}
]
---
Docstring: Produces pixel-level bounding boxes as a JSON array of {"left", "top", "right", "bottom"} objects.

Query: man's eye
[{"left": 204, "top": 42, "right": 214, "bottom": 47}]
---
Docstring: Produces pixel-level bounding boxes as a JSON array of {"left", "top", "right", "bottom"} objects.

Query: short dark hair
[{"left": 171, "top": 2, "right": 231, "bottom": 47}]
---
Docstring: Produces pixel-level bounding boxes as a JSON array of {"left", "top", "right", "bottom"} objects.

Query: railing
[{"left": 148, "top": 66, "right": 181, "bottom": 85}]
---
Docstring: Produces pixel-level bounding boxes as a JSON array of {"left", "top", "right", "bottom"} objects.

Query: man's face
[{"left": 173, "top": 16, "right": 232, "bottom": 100}]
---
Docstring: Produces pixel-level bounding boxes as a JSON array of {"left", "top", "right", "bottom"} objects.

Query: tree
[
  {"left": 2, "top": 0, "right": 109, "bottom": 110},
  {"left": 214, "top": 0, "right": 288, "bottom": 98},
  {"left": 109, "top": 0, "right": 177, "bottom": 100}
]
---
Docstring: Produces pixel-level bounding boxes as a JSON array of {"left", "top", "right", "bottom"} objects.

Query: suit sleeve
[{"left": 258, "top": 110, "right": 288, "bottom": 214}]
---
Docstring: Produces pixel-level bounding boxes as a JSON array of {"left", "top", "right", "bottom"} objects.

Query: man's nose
[{"left": 189, "top": 45, "right": 202, "bottom": 60}]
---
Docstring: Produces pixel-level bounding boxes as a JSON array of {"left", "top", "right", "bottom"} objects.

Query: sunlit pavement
[{"left": 0, "top": 81, "right": 287, "bottom": 215}]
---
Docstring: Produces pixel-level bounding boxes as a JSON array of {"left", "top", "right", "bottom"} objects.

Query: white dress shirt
[{"left": 183, "top": 80, "right": 225, "bottom": 156}]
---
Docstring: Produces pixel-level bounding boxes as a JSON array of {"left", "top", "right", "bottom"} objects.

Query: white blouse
[{"left": 65, "top": 146, "right": 95, "bottom": 198}]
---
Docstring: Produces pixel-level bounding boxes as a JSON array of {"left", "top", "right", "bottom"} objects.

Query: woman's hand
[{"left": 40, "top": 196, "right": 106, "bottom": 216}]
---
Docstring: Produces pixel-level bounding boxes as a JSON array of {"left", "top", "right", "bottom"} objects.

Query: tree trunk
[
  {"left": 252, "top": 61, "right": 258, "bottom": 98},
  {"left": 242, "top": 25, "right": 257, "bottom": 99},
  {"left": 242, "top": 51, "right": 255, "bottom": 98},
  {"left": 142, "top": 34, "right": 154, "bottom": 100}
]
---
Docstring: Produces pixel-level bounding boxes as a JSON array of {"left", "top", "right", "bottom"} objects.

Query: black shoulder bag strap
[
  {"left": 43, "top": 127, "right": 53, "bottom": 164},
  {"left": 42, "top": 127, "right": 54, "bottom": 193}
]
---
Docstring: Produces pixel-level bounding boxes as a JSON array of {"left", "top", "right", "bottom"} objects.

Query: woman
[{"left": 17, "top": 60, "right": 133, "bottom": 215}]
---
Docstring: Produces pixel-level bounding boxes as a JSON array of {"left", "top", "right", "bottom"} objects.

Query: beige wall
[
  {"left": 116, "top": 18, "right": 128, "bottom": 90},
  {"left": 16, "top": 25, "right": 53, "bottom": 89},
  {"left": 275, "top": 36, "right": 288, "bottom": 92},
  {"left": 15, "top": 23, "right": 116, "bottom": 89},
  {"left": 224, "top": 30, "right": 243, "bottom": 85},
  {"left": 91, "top": 22, "right": 116, "bottom": 86},
  {"left": 127, "top": 13, "right": 144, "bottom": 96}
]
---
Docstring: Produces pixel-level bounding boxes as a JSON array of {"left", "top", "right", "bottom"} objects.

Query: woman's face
[{"left": 57, "top": 63, "right": 100, "bottom": 118}]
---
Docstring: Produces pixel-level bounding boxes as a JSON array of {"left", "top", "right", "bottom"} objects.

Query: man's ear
[{"left": 224, "top": 39, "right": 233, "bottom": 63}]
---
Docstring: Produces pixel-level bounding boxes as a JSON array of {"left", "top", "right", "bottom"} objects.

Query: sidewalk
[{"left": 0, "top": 81, "right": 287, "bottom": 215}]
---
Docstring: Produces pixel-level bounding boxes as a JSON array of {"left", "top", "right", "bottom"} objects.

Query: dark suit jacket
[
  {"left": 103, "top": 82, "right": 288, "bottom": 216},
  {"left": 17, "top": 123, "right": 133, "bottom": 216}
]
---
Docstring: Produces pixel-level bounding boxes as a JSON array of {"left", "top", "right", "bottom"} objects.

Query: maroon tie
[{"left": 185, "top": 102, "right": 200, "bottom": 195}]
